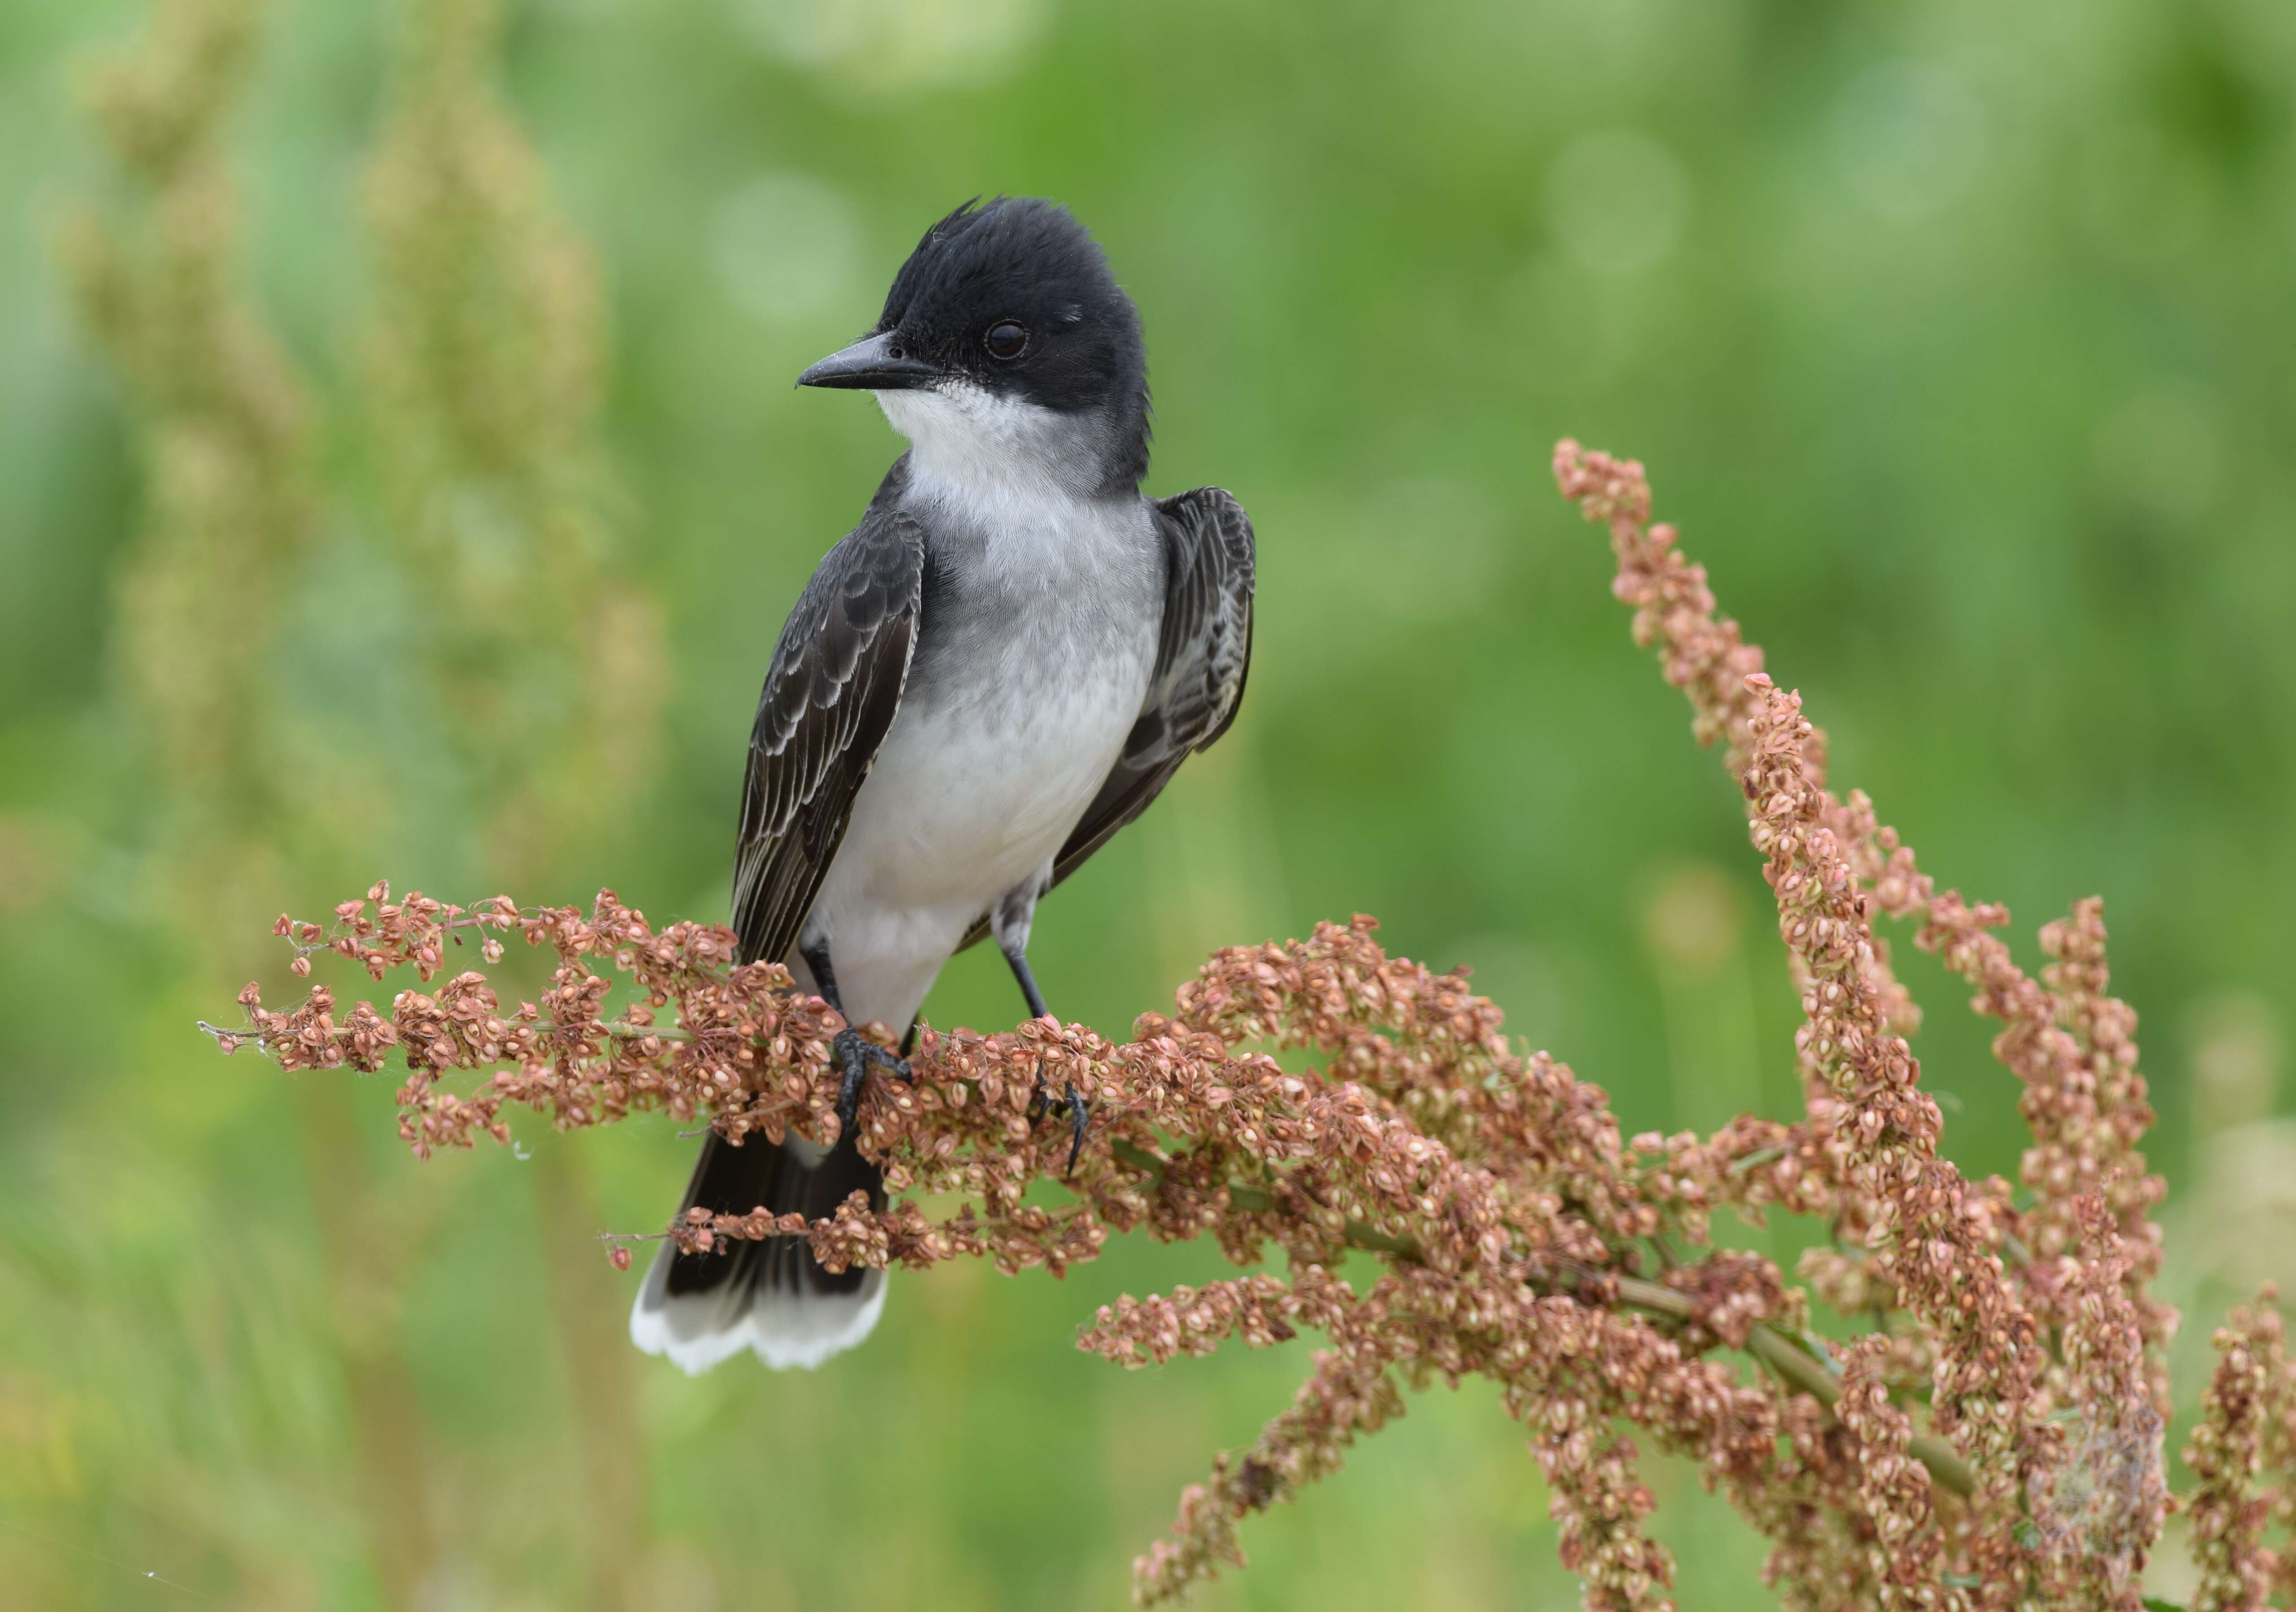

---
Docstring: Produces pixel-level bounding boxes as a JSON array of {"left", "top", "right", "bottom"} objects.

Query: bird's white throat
[{"left": 877, "top": 379, "right": 1115, "bottom": 514}]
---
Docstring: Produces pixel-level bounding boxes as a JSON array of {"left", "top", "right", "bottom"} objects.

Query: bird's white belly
[{"left": 793, "top": 630, "right": 1150, "bottom": 1032}]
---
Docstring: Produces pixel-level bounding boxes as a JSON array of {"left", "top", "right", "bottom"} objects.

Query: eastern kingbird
[{"left": 631, "top": 197, "right": 1256, "bottom": 1373}]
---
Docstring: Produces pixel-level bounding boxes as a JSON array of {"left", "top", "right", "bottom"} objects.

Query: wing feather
[{"left": 731, "top": 505, "right": 926, "bottom": 966}]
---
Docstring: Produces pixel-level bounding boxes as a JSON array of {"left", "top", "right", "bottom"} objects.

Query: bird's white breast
[{"left": 793, "top": 384, "right": 1161, "bottom": 1031}]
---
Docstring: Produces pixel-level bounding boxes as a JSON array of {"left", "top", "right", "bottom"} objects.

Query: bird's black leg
[
  {"left": 1001, "top": 942, "right": 1089, "bottom": 1173},
  {"left": 994, "top": 878, "right": 1090, "bottom": 1174},
  {"left": 1003, "top": 945, "right": 1051, "bottom": 1021},
  {"left": 799, "top": 936, "right": 910, "bottom": 1136}
]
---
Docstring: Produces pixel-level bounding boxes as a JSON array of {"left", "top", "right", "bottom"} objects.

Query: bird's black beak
[{"left": 796, "top": 331, "right": 942, "bottom": 391}]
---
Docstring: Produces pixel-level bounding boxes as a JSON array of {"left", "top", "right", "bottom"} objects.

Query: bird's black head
[{"left": 798, "top": 198, "right": 1151, "bottom": 494}]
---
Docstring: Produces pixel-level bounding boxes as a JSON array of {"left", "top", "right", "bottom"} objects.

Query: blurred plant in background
[
  {"left": 54, "top": 0, "right": 311, "bottom": 919},
  {"left": 27, "top": 0, "right": 662, "bottom": 1606},
  {"left": 363, "top": 0, "right": 662, "bottom": 888},
  {"left": 3, "top": 0, "right": 2293, "bottom": 1607}
]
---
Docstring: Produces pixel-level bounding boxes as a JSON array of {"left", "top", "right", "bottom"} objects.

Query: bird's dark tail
[{"left": 629, "top": 1130, "right": 886, "bottom": 1373}]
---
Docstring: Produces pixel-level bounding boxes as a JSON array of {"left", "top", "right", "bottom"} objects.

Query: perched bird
[{"left": 630, "top": 198, "right": 1256, "bottom": 1373}]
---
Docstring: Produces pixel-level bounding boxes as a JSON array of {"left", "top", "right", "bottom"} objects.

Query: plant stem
[{"left": 1612, "top": 1275, "right": 1973, "bottom": 1498}]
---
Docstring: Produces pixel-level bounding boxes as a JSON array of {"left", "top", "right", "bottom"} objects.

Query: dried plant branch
[
  {"left": 2186, "top": 1296, "right": 2296, "bottom": 1612},
  {"left": 204, "top": 441, "right": 2287, "bottom": 1612},
  {"left": 1555, "top": 440, "right": 2178, "bottom": 1606},
  {"left": 1115, "top": 1141, "right": 1973, "bottom": 1497}
]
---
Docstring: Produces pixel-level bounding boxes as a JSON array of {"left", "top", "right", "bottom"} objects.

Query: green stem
[{"left": 1613, "top": 1274, "right": 1973, "bottom": 1498}]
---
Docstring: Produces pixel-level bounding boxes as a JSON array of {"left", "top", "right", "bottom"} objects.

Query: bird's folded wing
[{"left": 732, "top": 505, "right": 928, "bottom": 967}]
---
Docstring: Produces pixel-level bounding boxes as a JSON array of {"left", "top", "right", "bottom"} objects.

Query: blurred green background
[{"left": 3, "top": 0, "right": 2293, "bottom": 1606}]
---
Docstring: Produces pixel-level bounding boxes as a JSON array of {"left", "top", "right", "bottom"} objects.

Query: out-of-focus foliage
[{"left": 0, "top": 0, "right": 2289, "bottom": 1607}]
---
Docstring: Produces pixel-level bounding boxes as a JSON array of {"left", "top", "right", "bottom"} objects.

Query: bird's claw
[
  {"left": 1063, "top": 1081, "right": 1090, "bottom": 1175},
  {"left": 832, "top": 1026, "right": 911, "bottom": 1134},
  {"left": 1025, "top": 1075, "right": 1091, "bottom": 1174}
]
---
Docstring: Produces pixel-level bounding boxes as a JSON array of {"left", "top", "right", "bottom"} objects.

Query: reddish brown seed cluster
[
  {"left": 2184, "top": 1294, "right": 2296, "bottom": 1610},
  {"left": 204, "top": 444, "right": 2289, "bottom": 1611}
]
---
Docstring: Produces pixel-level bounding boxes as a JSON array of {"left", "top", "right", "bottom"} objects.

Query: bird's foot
[
  {"left": 1026, "top": 1077, "right": 1092, "bottom": 1175},
  {"left": 1062, "top": 1081, "right": 1091, "bottom": 1174},
  {"left": 833, "top": 1027, "right": 911, "bottom": 1134}
]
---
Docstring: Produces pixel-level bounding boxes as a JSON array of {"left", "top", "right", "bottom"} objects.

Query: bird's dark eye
[{"left": 984, "top": 320, "right": 1029, "bottom": 360}]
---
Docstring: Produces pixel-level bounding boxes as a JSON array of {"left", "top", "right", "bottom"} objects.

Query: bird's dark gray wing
[
  {"left": 960, "top": 485, "right": 1254, "bottom": 950},
  {"left": 651, "top": 500, "right": 920, "bottom": 1322},
  {"left": 731, "top": 503, "right": 926, "bottom": 967}
]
